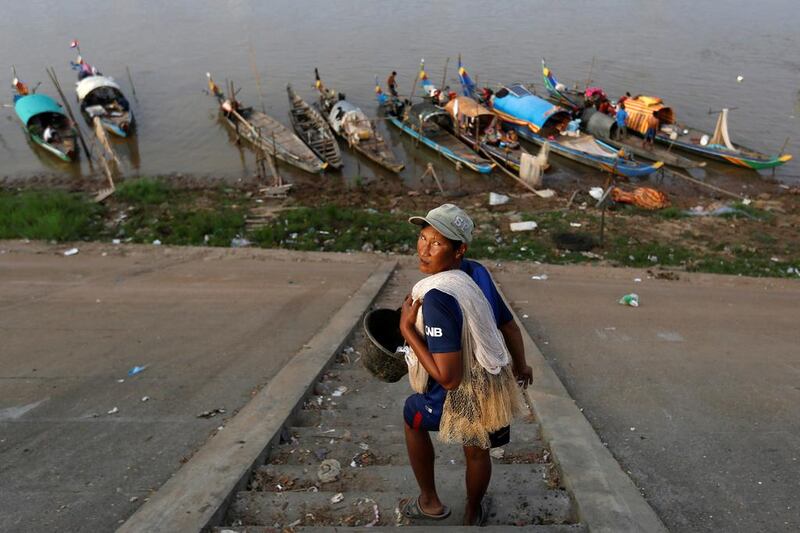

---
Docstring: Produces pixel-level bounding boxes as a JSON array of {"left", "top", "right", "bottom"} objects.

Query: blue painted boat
[
  {"left": 377, "top": 74, "right": 494, "bottom": 174},
  {"left": 491, "top": 84, "right": 663, "bottom": 178},
  {"left": 13, "top": 89, "right": 78, "bottom": 162}
]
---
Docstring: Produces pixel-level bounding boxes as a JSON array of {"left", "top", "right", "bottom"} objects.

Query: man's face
[{"left": 416, "top": 225, "right": 463, "bottom": 274}]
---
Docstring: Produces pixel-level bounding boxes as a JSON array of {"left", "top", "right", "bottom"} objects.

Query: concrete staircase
[{"left": 213, "top": 267, "right": 585, "bottom": 531}]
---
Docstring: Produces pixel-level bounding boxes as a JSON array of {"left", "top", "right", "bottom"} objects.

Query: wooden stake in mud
[
  {"left": 45, "top": 66, "right": 92, "bottom": 160},
  {"left": 421, "top": 163, "right": 445, "bottom": 194}
]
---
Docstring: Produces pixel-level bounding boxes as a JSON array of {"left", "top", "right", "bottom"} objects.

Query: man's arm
[
  {"left": 399, "top": 296, "right": 463, "bottom": 390},
  {"left": 499, "top": 319, "right": 533, "bottom": 388}
]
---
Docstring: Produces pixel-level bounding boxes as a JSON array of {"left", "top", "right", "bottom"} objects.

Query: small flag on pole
[{"left": 70, "top": 39, "right": 79, "bottom": 48}]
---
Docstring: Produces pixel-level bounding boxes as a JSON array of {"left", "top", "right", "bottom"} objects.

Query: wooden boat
[
  {"left": 287, "top": 84, "right": 342, "bottom": 169},
  {"left": 314, "top": 69, "right": 403, "bottom": 173},
  {"left": 12, "top": 77, "right": 78, "bottom": 162},
  {"left": 376, "top": 82, "right": 493, "bottom": 173},
  {"left": 541, "top": 60, "right": 703, "bottom": 169},
  {"left": 76, "top": 74, "right": 135, "bottom": 137},
  {"left": 491, "top": 84, "right": 664, "bottom": 178},
  {"left": 207, "top": 73, "right": 326, "bottom": 174},
  {"left": 625, "top": 97, "right": 792, "bottom": 170},
  {"left": 543, "top": 60, "right": 791, "bottom": 170}
]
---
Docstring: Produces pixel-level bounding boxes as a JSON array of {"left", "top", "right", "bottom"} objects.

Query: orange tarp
[{"left": 623, "top": 96, "right": 675, "bottom": 135}]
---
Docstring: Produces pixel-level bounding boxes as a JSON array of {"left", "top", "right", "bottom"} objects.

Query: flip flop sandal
[
  {"left": 400, "top": 496, "right": 451, "bottom": 520},
  {"left": 467, "top": 495, "right": 491, "bottom": 526}
]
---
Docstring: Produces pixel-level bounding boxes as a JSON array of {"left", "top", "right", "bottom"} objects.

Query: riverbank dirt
[{"left": 2, "top": 167, "right": 799, "bottom": 278}]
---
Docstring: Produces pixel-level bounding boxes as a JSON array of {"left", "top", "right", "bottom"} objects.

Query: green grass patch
[
  {"left": 250, "top": 206, "right": 417, "bottom": 252},
  {"left": 0, "top": 190, "right": 103, "bottom": 241},
  {"left": 115, "top": 178, "right": 171, "bottom": 205}
]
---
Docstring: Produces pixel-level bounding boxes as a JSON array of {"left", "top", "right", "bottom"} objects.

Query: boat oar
[
  {"left": 45, "top": 66, "right": 93, "bottom": 162},
  {"left": 440, "top": 57, "right": 449, "bottom": 93}
]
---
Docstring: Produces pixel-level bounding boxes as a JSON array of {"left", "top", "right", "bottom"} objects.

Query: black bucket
[{"left": 362, "top": 308, "right": 408, "bottom": 383}]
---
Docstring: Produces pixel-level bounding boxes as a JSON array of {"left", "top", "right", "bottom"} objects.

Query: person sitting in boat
[
  {"left": 479, "top": 87, "right": 493, "bottom": 105},
  {"left": 483, "top": 124, "right": 500, "bottom": 145},
  {"left": 13, "top": 78, "right": 30, "bottom": 96},
  {"left": 43, "top": 126, "right": 58, "bottom": 144},
  {"left": 596, "top": 97, "right": 613, "bottom": 115},
  {"left": 618, "top": 92, "right": 631, "bottom": 106},
  {"left": 499, "top": 128, "right": 518, "bottom": 149},
  {"left": 642, "top": 114, "right": 659, "bottom": 149}
]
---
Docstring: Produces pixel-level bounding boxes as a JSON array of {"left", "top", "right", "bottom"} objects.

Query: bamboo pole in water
[{"left": 46, "top": 66, "right": 92, "bottom": 160}]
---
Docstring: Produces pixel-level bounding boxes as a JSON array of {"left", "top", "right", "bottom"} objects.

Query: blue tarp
[
  {"left": 492, "top": 84, "right": 570, "bottom": 130},
  {"left": 14, "top": 94, "right": 65, "bottom": 126}
]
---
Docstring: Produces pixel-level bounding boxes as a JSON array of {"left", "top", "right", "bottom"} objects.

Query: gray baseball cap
[{"left": 409, "top": 203, "right": 474, "bottom": 244}]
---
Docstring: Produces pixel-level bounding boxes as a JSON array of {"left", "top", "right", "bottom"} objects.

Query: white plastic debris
[
  {"left": 619, "top": 293, "right": 640, "bottom": 307},
  {"left": 634, "top": 278, "right": 642, "bottom": 283},
  {"left": 589, "top": 187, "right": 604, "bottom": 200},
  {"left": 152, "top": 239, "right": 162, "bottom": 246},
  {"left": 330, "top": 493, "right": 344, "bottom": 504},
  {"left": 570, "top": 222, "right": 582, "bottom": 228},
  {"left": 107, "top": 407, "right": 119, "bottom": 415},
  {"left": 112, "top": 238, "right": 121, "bottom": 245},
  {"left": 317, "top": 459, "right": 342, "bottom": 483},
  {"left": 63, "top": 248, "right": 79, "bottom": 256},
  {"left": 490, "top": 448, "right": 505, "bottom": 459},
  {"left": 141, "top": 396, "right": 150, "bottom": 402},
  {"left": 230, "top": 236, "right": 251, "bottom": 248},
  {"left": 331, "top": 386, "right": 348, "bottom": 397},
  {"left": 489, "top": 192, "right": 510, "bottom": 205},
  {"left": 742, "top": 198, "right": 752, "bottom": 206},
  {"left": 510, "top": 221, "right": 538, "bottom": 232},
  {"left": 531, "top": 274, "right": 548, "bottom": 281},
  {"left": 736, "top": 75, "right": 744, "bottom": 83}
]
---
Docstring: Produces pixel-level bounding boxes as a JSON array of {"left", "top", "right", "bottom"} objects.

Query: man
[
  {"left": 643, "top": 113, "right": 659, "bottom": 149},
  {"left": 399, "top": 204, "right": 533, "bottom": 526},
  {"left": 616, "top": 102, "right": 628, "bottom": 138},
  {"left": 387, "top": 71, "right": 398, "bottom": 97}
]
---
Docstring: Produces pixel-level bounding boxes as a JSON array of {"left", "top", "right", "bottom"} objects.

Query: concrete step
[
  {"left": 225, "top": 489, "right": 574, "bottom": 527},
  {"left": 215, "top": 526, "right": 587, "bottom": 532},
  {"left": 269, "top": 426, "right": 549, "bottom": 466},
  {"left": 252, "top": 464, "right": 552, "bottom": 494},
  {"left": 215, "top": 525, "right": 587, "bottom": 532}
]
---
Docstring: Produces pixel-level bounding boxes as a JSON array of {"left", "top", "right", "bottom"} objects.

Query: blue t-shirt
[
  {"left": 419, "top": 259, "right": 512, "bottom": 413},
  {"left": 616, "top": 108, "right": 628, "bottom": 127}
]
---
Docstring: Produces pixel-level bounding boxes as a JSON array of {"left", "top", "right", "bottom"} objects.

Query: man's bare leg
[
  {"left": 404, "top": 423, "right": 444, "bottom": 514},
  {"left": 463, "top": 445, "right": 491, "bottom": 524}
]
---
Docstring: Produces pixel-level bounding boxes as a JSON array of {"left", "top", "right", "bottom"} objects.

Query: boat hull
[
  {"left": 387, "top": 117, "right": 494, "bottom": 174},
  {"left": 221, "top": 113, "right": 326, "bottom": 175},
  {"left": 511, "top": 124, "right": 663, "bottom": 178},
  {"left": 654, "top": 134, "right": 791, "bottom": 170}
]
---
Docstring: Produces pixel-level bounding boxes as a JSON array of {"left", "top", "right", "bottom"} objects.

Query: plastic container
[{"left": 362, "top": 308, "right": 408, "bottom": 383}]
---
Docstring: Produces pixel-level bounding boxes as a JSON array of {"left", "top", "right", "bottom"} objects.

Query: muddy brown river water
[{"left": 1, "top": 0, "right": 798, "bottom": 190}]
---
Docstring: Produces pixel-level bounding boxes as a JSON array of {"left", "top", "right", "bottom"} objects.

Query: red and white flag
[{"left": 70, "top": 39, "right": 79, "bottom": 48}]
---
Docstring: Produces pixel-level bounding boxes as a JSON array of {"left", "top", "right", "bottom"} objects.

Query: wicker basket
[{"left": 362, "top": 308, "right": 408, "bottom": 383}]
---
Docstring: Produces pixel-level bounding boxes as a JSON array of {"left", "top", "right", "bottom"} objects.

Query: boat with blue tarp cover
[
  {"left": 376, "top": 79, "right": 493, "bottom": 174},
  {"left": 491, "top": 83, "right": 663, "bottom": 178},
  {"left": 12, "top": 76, "right": 78, "bottom": 162}
]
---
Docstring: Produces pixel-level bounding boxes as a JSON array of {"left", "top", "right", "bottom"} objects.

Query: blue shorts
[{"left": 403, "top": 393, "right": 511, "bottom": 447}]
